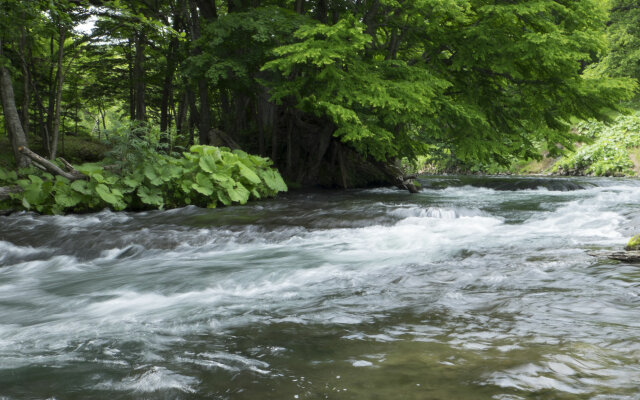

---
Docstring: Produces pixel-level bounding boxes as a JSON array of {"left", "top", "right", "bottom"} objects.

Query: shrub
[
  {"left": 553, "top": 112, "right": 640, "bottom": 176},
  {"left": 0, "top": 145, "right": 287, "bottom": 214}
]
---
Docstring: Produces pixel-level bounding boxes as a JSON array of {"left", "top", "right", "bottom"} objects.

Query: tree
[
  {"left": 1, "top": 0, "right": 636, "bottom": 189},
  {"left": 594, "top": 0, "right": 640, "bottom": 85},
  {"left": 1, "top": 44, "right": 30, "bottom": 168}
]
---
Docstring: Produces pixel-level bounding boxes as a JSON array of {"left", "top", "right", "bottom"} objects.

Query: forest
[{"left": 1, "top": 0, "right": 639, "bottom": 213}]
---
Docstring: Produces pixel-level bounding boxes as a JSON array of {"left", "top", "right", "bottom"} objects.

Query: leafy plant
[
  {"left": 553, "top": 111, "right": 640, "bottom": 176},
  {"left": 0, "top": 145, "right": 287, "bottom": 214}
]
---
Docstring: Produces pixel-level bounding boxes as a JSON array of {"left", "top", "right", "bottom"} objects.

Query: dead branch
[
  {"left": 59, "top": 157, "right": 75, "bottom": 172},
  {"left": 18, "top": 146, "right": 87, "bottom": 181}
]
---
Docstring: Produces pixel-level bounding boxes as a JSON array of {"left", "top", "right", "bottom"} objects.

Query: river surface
[{"left": 1, "top": 176, "right": 640, "bottom": 399}]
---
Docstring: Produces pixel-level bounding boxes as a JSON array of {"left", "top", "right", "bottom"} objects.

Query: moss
[
  {"left": 59, "top": 135, "right": 108, "bottom": 163},
  {"left": 625, "top": 234, "right": 640, "bottom": 251}
]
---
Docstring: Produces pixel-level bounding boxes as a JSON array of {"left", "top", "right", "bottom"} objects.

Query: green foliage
[
  {"left": 262, "top": 1, "right": 636, "bottom": 167},
  {"left": 104, "top": 121, "right": 182, "bottom": 172},
  {"left": 0, "top": 145, "right": 287, "bottom": 214},
  {"left": 553, "top": 111, "right": 640, "bottom": 176},
  {"left": 60, "top": 135, "right": 109, "bottom": 163},
  {"left": 590, "top": 0, "right": 640, "bottom": 86},
  {"left": 263, "top": 15, "right": 450, "bottom": 162},
  {"left": 193, "top": 6, "right": 306, "bottom": 92}
]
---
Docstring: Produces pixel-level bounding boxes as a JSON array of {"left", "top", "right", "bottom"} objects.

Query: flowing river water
[{"left": 1, "top": 176, "right": 640, "bottom": 399}]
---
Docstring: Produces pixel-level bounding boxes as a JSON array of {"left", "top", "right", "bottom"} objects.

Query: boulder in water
[{"left": 588, "top": 234, "right": 640, "bottom": 263}]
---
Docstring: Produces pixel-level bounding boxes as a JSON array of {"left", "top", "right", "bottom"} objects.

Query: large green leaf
[
  {"left": 192, "top": 172, "right": 214, "bottom": 196},
  {"left": 54, "top": 190, "right": 82, "bottom": 208},
  {"left": 144, "top": 165, "right": 164, "bottom": 186},
  {"left": 259, "top": 169, "right": 288, "bottom": 192},
  {"left": 28, "top": 175, "right": 43, "bottom": 185},
  {"left": 123, "top": 173, "right": 144, "bottom": 188},
  {"left": 70, "top": 180, "right": 92, "bottom": 195},
  {"left": 138, "top": 186, "right": 164, "bottom": 206},
  {"left": 227, "top": 182, "right": 250, "bottom": 204},
  {"left": 199, "top": 153, "right": 219, "bottom": 173},
  {"left": 76, "top": 163, "right": 104, "bottom": 175},
  {"left": 23, "top": 181, "right": 46, "bottom": 205},
  {"left": 95, "top": 183, "right": 119, "bottom": 205},
  {"left": 237, "top": 163, "right": 261, "bottom": 184},
  {"left": 210, "top": 171, "right": 231, "bottom": 183},
  {"left": 217, "top": 191, "right": 232, "bottom": 206}
]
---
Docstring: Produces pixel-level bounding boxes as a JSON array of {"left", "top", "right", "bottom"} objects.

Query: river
[{"left": 1, "top": 176, "right": 640, "bottom": 399}]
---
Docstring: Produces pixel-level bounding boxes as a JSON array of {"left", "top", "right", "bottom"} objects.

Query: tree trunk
[
  {"left": 256, "top": 101, "right": 265, "bottom": 155},
  {"left": 99, "top": 103, "right": 107, "bottom": 131},
  {"left": 0, "top": 66, "right": 30, "bottom": 167},
  {"left": 314, "top": 0, "right": 328, "bottom": 22},
  {"left": 127, "top": 39, "right": 135, "bottom": 120},
  {"left": 25, "top": 60, "right": 53, "bottom": 152},
  {"left": 195, "top": 0, "right": 217, "bottom": 19},
  {"left": 19, "top": 25, "right": 30, "bottom": 137},
  {"left": 190, "top": 0, "right": 217, "bottom": 145},
  {"left": 45, "top": 35, "right": 55, "bottom": 155},
  {"left": 133, "top": 30, "right": 146, "bottom": 122},
  {"left": 176, "top": 90, "right": 188, "bottom": 137},
  {"left": 160, "top": 38, "right": 178, "bottom": 134},
  {"left": 219, "top": 88, "right": 231, "bottom": 133},
  {"left": 50, "top": 27, "right": 66, "bottom": 160},
  {"left": 198, "top": 79, "right": 210, "bottom": 144}
]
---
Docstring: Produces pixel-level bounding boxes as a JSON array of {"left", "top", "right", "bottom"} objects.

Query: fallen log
[{"left": 18, "top": 146, "right": 87, "bottom": 181}]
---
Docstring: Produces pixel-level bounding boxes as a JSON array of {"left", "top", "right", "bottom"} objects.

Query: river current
[{"left": 1, "top": 176, "right": 640, "bottom": 399}]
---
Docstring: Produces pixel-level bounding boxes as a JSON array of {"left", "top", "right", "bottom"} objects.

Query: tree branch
[{"left": 17, "top": 147, "right": 87, "bottom": 181}]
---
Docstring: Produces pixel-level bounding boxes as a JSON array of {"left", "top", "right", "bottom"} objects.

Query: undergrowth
[
  {"left": 0, "top": 139, "right": 287, "bottom": 214},
  {"left": 553, "top": 111, "right": 640, "bottom": 176}
]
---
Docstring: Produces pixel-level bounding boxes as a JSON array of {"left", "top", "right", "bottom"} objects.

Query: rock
[
  {"left": 625, "top": 234, "right": 640, "bottom": 251},
  {"left": 605, "top": 251, "right": 640, "bottom": 263},
  {"left": 588, "top": 250, "right": 640, "bottom": 263}
]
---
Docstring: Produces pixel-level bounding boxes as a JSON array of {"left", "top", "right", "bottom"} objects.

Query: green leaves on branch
[
  {"left": 0, "top": 146, "right": 287, "bottom": 214},
  {"left": 260, "top": 1, "right": 636, "bottom": 167}
]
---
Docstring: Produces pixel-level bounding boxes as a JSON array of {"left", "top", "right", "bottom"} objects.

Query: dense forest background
[{"left": 1, "top": 0, "right": 639, "bottom": 190}]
